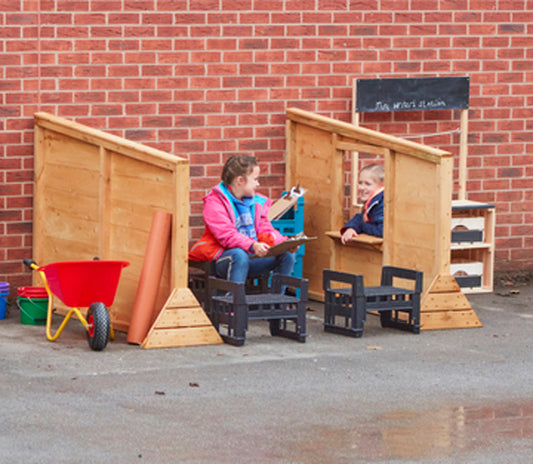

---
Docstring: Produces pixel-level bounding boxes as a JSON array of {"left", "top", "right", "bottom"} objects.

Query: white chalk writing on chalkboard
[{"left": 375, "top": 98, "right": 447, "bottom": 112}]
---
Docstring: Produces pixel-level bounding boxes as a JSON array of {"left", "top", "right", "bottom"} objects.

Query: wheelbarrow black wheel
[{"left": 86, "top": 302, "right": 110, "bottom": 351}]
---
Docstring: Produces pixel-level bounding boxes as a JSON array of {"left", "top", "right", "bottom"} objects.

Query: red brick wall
[{"left": 1, "top": 1, "right": 532, "bottom": 290}]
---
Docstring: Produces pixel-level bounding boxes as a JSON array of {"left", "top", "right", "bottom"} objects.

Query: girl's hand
[
  {"left": 252, "top": 241, "right": 270, "bottom": 257},
  {"left": 341, "top": 228, "right": 358, "bottom": 244}
]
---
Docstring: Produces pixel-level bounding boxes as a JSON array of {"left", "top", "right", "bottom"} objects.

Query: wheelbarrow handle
[{"left": 23, "top": 258, "right": 38, "bottom": 270}]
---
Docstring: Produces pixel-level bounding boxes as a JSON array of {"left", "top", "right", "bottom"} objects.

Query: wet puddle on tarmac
[{"left": 294, "top": 400, "right": 533, "bottom": 462}]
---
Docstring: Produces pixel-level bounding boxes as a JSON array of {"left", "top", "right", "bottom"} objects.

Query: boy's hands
[{"left": 341, "top": 228, "right": 358, "bottom": 244}]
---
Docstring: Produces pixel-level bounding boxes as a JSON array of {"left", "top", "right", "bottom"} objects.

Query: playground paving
[{"left": 1, "top": 282, "right": 532, "bottom": 464}]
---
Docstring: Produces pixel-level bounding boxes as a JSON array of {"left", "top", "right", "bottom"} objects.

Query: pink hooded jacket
[{"left": 189, "top": 183, "right": 286, "bottom": 262}]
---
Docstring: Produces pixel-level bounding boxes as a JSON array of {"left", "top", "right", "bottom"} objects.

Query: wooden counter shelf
[
  {"left": 325, "top": 231, "right": 384, "bottom": 251},
  {"left": 325, "top": 231, "right": 383, "bottom": 288}
]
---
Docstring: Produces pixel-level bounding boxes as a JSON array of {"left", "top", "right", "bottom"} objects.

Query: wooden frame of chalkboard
[{"left": 350, "top": 76, "right": 470, "bottom": 206}]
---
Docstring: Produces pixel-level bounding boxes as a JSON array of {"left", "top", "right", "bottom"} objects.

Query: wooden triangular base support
[
  {"left": 141, "top": 288, "right": 223, "bottom": 349},
  {"left": 420, "top": 274, "right": 482, "bottom": 330}
]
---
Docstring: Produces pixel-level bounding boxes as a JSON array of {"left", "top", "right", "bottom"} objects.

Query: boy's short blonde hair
[{"left": 360, "top": 163, "right": 384, "bottom": 185}]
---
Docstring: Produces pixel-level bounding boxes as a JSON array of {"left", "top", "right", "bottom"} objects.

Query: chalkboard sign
[{"left": 355, "top": 77, "right": 469, "bottom": 113}]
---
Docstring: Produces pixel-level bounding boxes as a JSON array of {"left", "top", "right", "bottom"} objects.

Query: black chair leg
[{"left": 323, "top": 269, "right": 366, "bottom": 338}]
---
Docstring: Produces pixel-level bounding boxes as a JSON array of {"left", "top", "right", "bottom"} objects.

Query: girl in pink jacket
[{"left": 189, "top": 154, "right": 297, "bottom": 284}]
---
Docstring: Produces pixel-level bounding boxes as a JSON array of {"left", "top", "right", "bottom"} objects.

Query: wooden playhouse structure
[
  {"left": 285, "top": 108, "right": 482, "bottom": 330},
  {"left": 32, "top": 113, "right": 222, "bottom": 348}
]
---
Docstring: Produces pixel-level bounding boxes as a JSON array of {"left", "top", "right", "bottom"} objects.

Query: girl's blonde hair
[{"left": 221, "top": 154, "right": 258, "bottom": 185}]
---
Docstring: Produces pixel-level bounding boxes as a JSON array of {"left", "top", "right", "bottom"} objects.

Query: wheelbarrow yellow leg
[
  {"left": 44, "top": 295, "right": 87, "bottom": 342},
  {"left": 36, "top": 265, "right": 88, "bottom": 342}
]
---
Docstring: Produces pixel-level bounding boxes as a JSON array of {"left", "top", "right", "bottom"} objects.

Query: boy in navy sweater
[{"left": 341, "top": 163, "right": 384, "bottom": 244}]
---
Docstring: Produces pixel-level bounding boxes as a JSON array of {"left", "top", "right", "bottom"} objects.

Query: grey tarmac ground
[{"left": 0, "top": 280, "right": 532, "bottom": 464}]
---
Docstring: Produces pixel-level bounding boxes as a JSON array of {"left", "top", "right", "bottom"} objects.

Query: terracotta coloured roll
[{"left": 127, "top": 210, "right": 172, "bottom": 344}]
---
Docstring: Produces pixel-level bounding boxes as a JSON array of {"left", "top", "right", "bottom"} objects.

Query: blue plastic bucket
[{"left": 0, "top": 292, "right": 8, "bottom": 320}]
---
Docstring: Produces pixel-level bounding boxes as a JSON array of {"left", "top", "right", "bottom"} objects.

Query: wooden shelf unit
[{"left": 450, "top": 200, "right": 495, "bottom": 293}]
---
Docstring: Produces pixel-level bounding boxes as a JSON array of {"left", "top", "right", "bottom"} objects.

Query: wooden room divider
[
  {"left": 33, "top": 113, "right": 222, "bottom": 347},
  {"left": 285, "top": 108, "right": 481, "bottom": 330}
]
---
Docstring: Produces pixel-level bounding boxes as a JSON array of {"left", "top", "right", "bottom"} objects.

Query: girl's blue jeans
[{"left": 215, "top": 248, "right": 295, "bottom": 286}]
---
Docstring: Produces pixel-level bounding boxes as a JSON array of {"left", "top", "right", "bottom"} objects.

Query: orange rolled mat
[{"left": 127, "top": 210, "right": 172, "bottom": 344}]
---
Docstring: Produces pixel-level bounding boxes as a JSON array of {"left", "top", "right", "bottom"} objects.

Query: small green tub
[{"left": 18, "top": 297, "right": 48, "bottom": 326}]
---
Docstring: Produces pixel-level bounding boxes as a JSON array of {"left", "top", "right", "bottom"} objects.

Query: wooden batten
[{"left": 141, "top": 288, "right": 223, "bottom": 349}]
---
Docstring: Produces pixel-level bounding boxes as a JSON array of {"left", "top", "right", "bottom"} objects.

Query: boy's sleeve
[
  {"left": 359, "top": 220, "right": 383, "bottom": 237},
  {"left": 341, "top": 213, "right": 364, "bottom": 234}
]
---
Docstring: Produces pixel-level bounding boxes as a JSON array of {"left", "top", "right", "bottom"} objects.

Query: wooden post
[
  {"left": 458, "top": 109, "right": 469, "bottom": 201},
  {"left": 351, "top": 79, "right": 361, "bottom": 215}
]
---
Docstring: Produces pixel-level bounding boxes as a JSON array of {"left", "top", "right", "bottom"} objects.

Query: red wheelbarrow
[{"left": 23, "top": 258, "right": 129, "bottom": 351}]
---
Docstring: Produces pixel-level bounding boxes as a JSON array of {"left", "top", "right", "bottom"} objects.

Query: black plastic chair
[
  {"left": 188, "top": 260, "right": 271, "bottom": 316},
  {"left": 208, "top": 274, "right": 308, "bottom": 346},
  {"left": 323, "top": 266, "right": 422, "bottom": 338}
]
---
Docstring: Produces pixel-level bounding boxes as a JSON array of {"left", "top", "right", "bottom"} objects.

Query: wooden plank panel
[
  {"left": 141, "top": 327, "right": 223, "bottom": 349},
  {"left": 35, "top": 233, "right": 98, "bottom": 265},
  {"left": 428, "top": 274, "right": 462, "bottom": 293},
  {"left": 155, "top": 307, "right": 211, "bottom": 328},
  {"left": 337, "top": 249, "right": 382, "bottom": 287},
  {"left": 421, "top": 292, "right": 472, "bottom": 311},
  {"left": 39, "top": 188, "right": 100, "bottom": 222},
  {"left": 165, "top": 287, "right": 201, "bottom": 308},
  {"left": 42, "top": 130, "right": 102, "bottom": 170},
  {"left": 110, "top": 175, "right": 174, "bottom": 210},
  {"left": 336, "top": 140, "right": 389, "bottom": 156},
  {"left": 108, "top": 223, "right": 154, "bottom": 256},
  {"left": 39, "top": 165, "right": 101, "bottom": 198},
  {"left": 303, "top": 237, "right": 334, "bottom": 291},
  {"left": 110, "top": 199, "right": 169, "bottom": 231},
  {"left": 111, "top": 152, "right": 175, "bottom": 177},
  {"left": 421, "top": 310, "right": 482, "bottom": 330},
  {"left": 38, "top": 210, "right": 99, "bottom": 251},
  {"left": 388, "top": 238, "right": 436, "bottom": 261}
]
